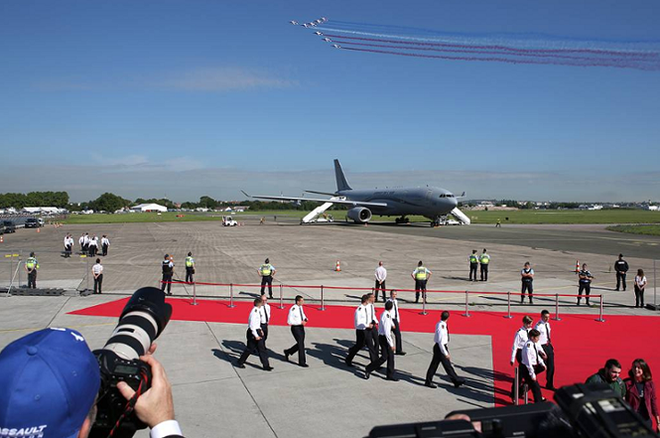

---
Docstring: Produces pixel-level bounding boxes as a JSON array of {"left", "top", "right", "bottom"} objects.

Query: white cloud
[{"left": 153, "top": 67, "right": 298, "bottom": 92}]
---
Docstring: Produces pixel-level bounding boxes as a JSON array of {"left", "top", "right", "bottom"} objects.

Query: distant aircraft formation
[
  {"left": 243, "top": 159, "right": 470, "bottom": 227},
  {"left": 290, "top": 17, "right": 327, "bottom": 28},
  {"left": 289, "top": 16, "right": 660, "bottom": 71}
]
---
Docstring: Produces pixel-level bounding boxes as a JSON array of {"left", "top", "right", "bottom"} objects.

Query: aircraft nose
[{"left": 451, "top": 197, "right": 458, "bottom": 208}]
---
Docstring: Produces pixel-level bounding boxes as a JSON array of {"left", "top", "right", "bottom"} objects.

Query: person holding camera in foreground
[
  {"left": 1, "top": 286, "right": 183, "bottom": 438},
  {"left": 0, "top": 327, "right": 183, "bottom": 438}
]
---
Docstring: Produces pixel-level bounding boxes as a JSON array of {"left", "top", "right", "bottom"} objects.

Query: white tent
[{"left": 130, "top": 203, "right": 168, "bottom": 213}]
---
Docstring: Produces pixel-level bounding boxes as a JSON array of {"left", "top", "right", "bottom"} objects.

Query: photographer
[{"left": 0, "top": 327, "right": 183, "bottom": 438}]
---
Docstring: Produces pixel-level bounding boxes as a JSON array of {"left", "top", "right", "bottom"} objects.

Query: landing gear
[{"left": 395, "top": 216, "right": 410, "bottom": 224}]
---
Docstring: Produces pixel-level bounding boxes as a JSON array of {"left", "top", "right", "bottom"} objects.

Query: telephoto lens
[{"left": 102, "top": 286, "right": 173, "bottom": 359}]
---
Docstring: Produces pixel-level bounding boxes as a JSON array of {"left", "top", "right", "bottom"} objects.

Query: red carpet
[{"left": 71, "top": 298, "right": 660, "bottom": 407}]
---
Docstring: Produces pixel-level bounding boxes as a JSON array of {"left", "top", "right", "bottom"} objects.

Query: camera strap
[{"left": 107, "top": 370, "right": 150, "bottom": 438}]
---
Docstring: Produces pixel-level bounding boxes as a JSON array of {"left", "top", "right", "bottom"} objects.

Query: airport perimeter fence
[{"left": 161, "top": 279, "right": 614, "bottom": 323}]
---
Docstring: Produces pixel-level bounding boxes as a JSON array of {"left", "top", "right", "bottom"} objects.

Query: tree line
[{"left": 0, "top": 191, "right": 347, "bottom": 213}]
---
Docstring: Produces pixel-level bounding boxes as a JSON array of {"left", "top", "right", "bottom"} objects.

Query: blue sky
[{"left": 1, "top": 0, "right": 659, "bottom": 202}]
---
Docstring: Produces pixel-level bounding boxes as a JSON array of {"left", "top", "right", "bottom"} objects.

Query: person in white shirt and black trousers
[
  {"left": 260, "top": 294, "right": 271, "bottom": 344},
  {"left": 345, "top": 294, "right": 375, "bottom": 367},
  {"left": 92, "top": 258, "right": 103, "bottom": 294},
  {"left": 535, "top": 310, "right": 555, "bottom": 390},
  {"left": 510, "top": 315, "right": 533, "bottom": 399},
  {"left": 521, "top": 328, "right": 546, "bottom": 403},
  {"left": 284, "top": 295, "right": 309, "bottom": 367},
  {"left": 237, "top": 298, "right": 273, "bottom": 371},
  {"left": 374, "top": 261, "right": 387, "bottom": 302},
  {"left": 364, "top": 300, "right": 397, "bottom": 381},
  {"left": 425, "top": 311, "right": 465, "bottom": 388},
  {"left": 387, "top": 290, "right": 406, "bottom": 356},
  {"left": 367, "top": 293, "right": 379, "bottom": 358}
]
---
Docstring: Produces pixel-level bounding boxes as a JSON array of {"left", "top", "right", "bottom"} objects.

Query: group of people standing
[
  {"left": 576, "top": 254, "right": 649, "bottom": 308},
  {"left": 73, "top": 232, "right": 110, "bottom": 257}
]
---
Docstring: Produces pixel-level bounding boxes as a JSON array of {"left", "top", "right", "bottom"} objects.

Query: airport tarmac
[{"left": 1, "top": 220, "right": 658, "bottom": 437}]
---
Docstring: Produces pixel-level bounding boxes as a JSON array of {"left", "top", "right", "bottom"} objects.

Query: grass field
[
  {"left": 59, "top": 209, "right": 660, "bottom": 225},
  {"left": 606, "top": 224, "right": 660, "bottom": 236}
]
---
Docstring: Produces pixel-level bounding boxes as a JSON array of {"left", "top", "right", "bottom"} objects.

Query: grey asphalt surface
[{"left": 1, "top": 219, "right": 658, "bottom": 438}]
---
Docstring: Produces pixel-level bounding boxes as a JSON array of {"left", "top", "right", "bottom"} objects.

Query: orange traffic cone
[
  {"left": 37, "top": 228, "right": 40, "bottom": 233},
  {"left": 575, "top": 260, "right": 580, "bottom": 274},
  {"left": 335, "top": 260, "right": 341, "bottom": 272}
]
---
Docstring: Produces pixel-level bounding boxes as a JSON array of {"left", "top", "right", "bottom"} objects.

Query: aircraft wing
[{"left": 241, "top": 191, "right": 387, "bottom": 207}]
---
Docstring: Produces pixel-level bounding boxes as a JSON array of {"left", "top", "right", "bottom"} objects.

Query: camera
[
  {"left": 369, "top": 383, "right": 658, "bottom": 438},
  {"left": 90, "top": 287, "right": 172, "bottom": 438}
]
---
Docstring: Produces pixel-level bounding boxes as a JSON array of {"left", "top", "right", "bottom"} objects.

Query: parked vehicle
[
  {"left": 25, "top": 218, "right": 39, "bottom": 228},
  {"left": 2, "top": 221, "right": 16, "bottom": 233}
]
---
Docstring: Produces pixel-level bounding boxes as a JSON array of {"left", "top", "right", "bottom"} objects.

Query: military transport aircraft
[{"left": 242, "top": 159, "right": 470, "bottom": 226}]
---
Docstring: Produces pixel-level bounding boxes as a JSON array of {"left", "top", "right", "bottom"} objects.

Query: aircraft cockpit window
[
  {"left": 439, "top": 194, "right": 446, "bottom": 198},
  {"left": 446, "top": 194, "right": 454, "bottom": 198}
]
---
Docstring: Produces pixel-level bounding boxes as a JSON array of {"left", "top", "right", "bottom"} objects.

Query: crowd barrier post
[
  {"left": 320, "top": 285, "right": 326, "bottom": 311},
  {"left": 421, "top": 291, "right": 427, "bottom": 316},
  {"left": 462, "top": 291, "right": 471, "bottom": 317},
  {"left": 18, "top": 254, "right": 22, "bottom": 288},
  {"left": 654, "top": 259, "right": 657, "bottom": 310},
  {"left": 228, "top": 283, "right": 235, "bottom": 308},
  {"left": 9, "top": 252, "right": 13, "bottom": 287},
  {"left": 523, "top": 384, "right": 529, "bottom": 404},
  {"left": 279, "top": 284, "right": 284, "bottom": 309},
  {"left": 597, "top": 295, "right": 605, "bottom": 322},
  {"left": 192, "top": 282, "right": 197, "bottom": 306},
  {"left": 553, "top": 293, "right": 562, "bottom": 321},
  {"left": 513, "top": 367, "right": 519, "bottom": 405},
  {"left": 85, "top": 255, "right": 90, "bottom": 291},
  {"left": 505, "top": 292, "right": 513, "bottom": 319}
]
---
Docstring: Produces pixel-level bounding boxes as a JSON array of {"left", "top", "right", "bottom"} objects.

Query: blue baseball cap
[{"left": 0, "top": 328, "right": 100, "bottom": 438}]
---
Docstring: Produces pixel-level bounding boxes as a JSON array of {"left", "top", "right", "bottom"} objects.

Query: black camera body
[
  {"left": 91, "top": 351, "right": 153, "bottom": 437},
  {"left": 90, "top": 287, "right": 172, "bottom": 438}
]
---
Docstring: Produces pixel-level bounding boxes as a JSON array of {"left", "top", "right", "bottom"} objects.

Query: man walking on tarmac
[
  {"left": 412, "top": 261, "right": 431, "bottom": 304},
  {"left": 258, "top": 258, "right": 276, "bottom": 299},
  {"left": 161, "top": 254, "right": 174, "bottom": 295},
  {"left": 185, "top": 252, "right": 195, "bottom": 284},
  {"left": 468, "top": 250, "right": 479, "bottom": 281},
  {"left": 25, "top": 252, "right": 39, "bottom": 289},
  {"left": 614, "top": 254, "right": 629, "bottom": 291},
  {"left": 480, "top": 249, "right": 491, "bottom": 282}
]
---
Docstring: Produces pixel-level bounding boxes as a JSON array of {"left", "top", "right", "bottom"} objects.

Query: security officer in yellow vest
[
  {"left": 185, "top": 252, "right": 195, "bottom": 284},
  {"left": 480, "top": 249, "right": 491, "bottom": 282},
  {"left": 25, "top": 252, "right": 39, "bottom": 289},
  {"left": 411, "top": 261, "right": 431, "bottom": 304},
  {"left": 468, "top": 250, "right": 479, "bottom": 281},
  {"left": 258, "top": 258, "right": 276, "bottom": 299}
]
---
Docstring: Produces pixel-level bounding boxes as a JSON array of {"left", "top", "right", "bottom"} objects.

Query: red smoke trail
[
  {"left": 341, "top": 46, "right": 659, "bottom": 70},
  {"left": 324, "top": 34, "right": 659, "bottom": 59},
  {"left": 333, "top": 39, "right": 651, "bottom": 64}
]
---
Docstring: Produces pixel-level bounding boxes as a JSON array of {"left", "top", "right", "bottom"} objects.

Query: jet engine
[{"left": 347, "top": 206, "right": 372, "bottom": 223}]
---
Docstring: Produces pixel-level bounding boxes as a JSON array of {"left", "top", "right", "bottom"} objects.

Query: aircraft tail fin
[{"left": 334, "top": 159, "right": 352, "bottom": 192}]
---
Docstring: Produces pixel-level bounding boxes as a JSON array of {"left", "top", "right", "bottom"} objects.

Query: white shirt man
[
  {"left": 237, "top": 299, "right": 271, "bottom": 370},
  {"left": 285, "top": 295, "right": 309, "bottom": 367},
  {"left": 534, "top": 311, "right": 555, "bottom": 390},
  {"left": 374, "top": 261, "right": 387, "bottom": 301},
  {"left": 364, "top": 301, "right": 397, "bottom": 381},
  {"left": 424, "top": 311, "right": 465, "bottom": 388},
  {"left": 345, "top": 295, "right": 371, "bottom": 367},
  {"left": 521, "top": 329, "right": 546, "bottom": 403},
  {"left": 387, "top": 291, "right": 405, "bottom": 355},
  {"left": 259, "top": 296, "right": 271, "bottom": 342},
  {"left": 92, "top": 259, "right": 103, "bottom": 294}
]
